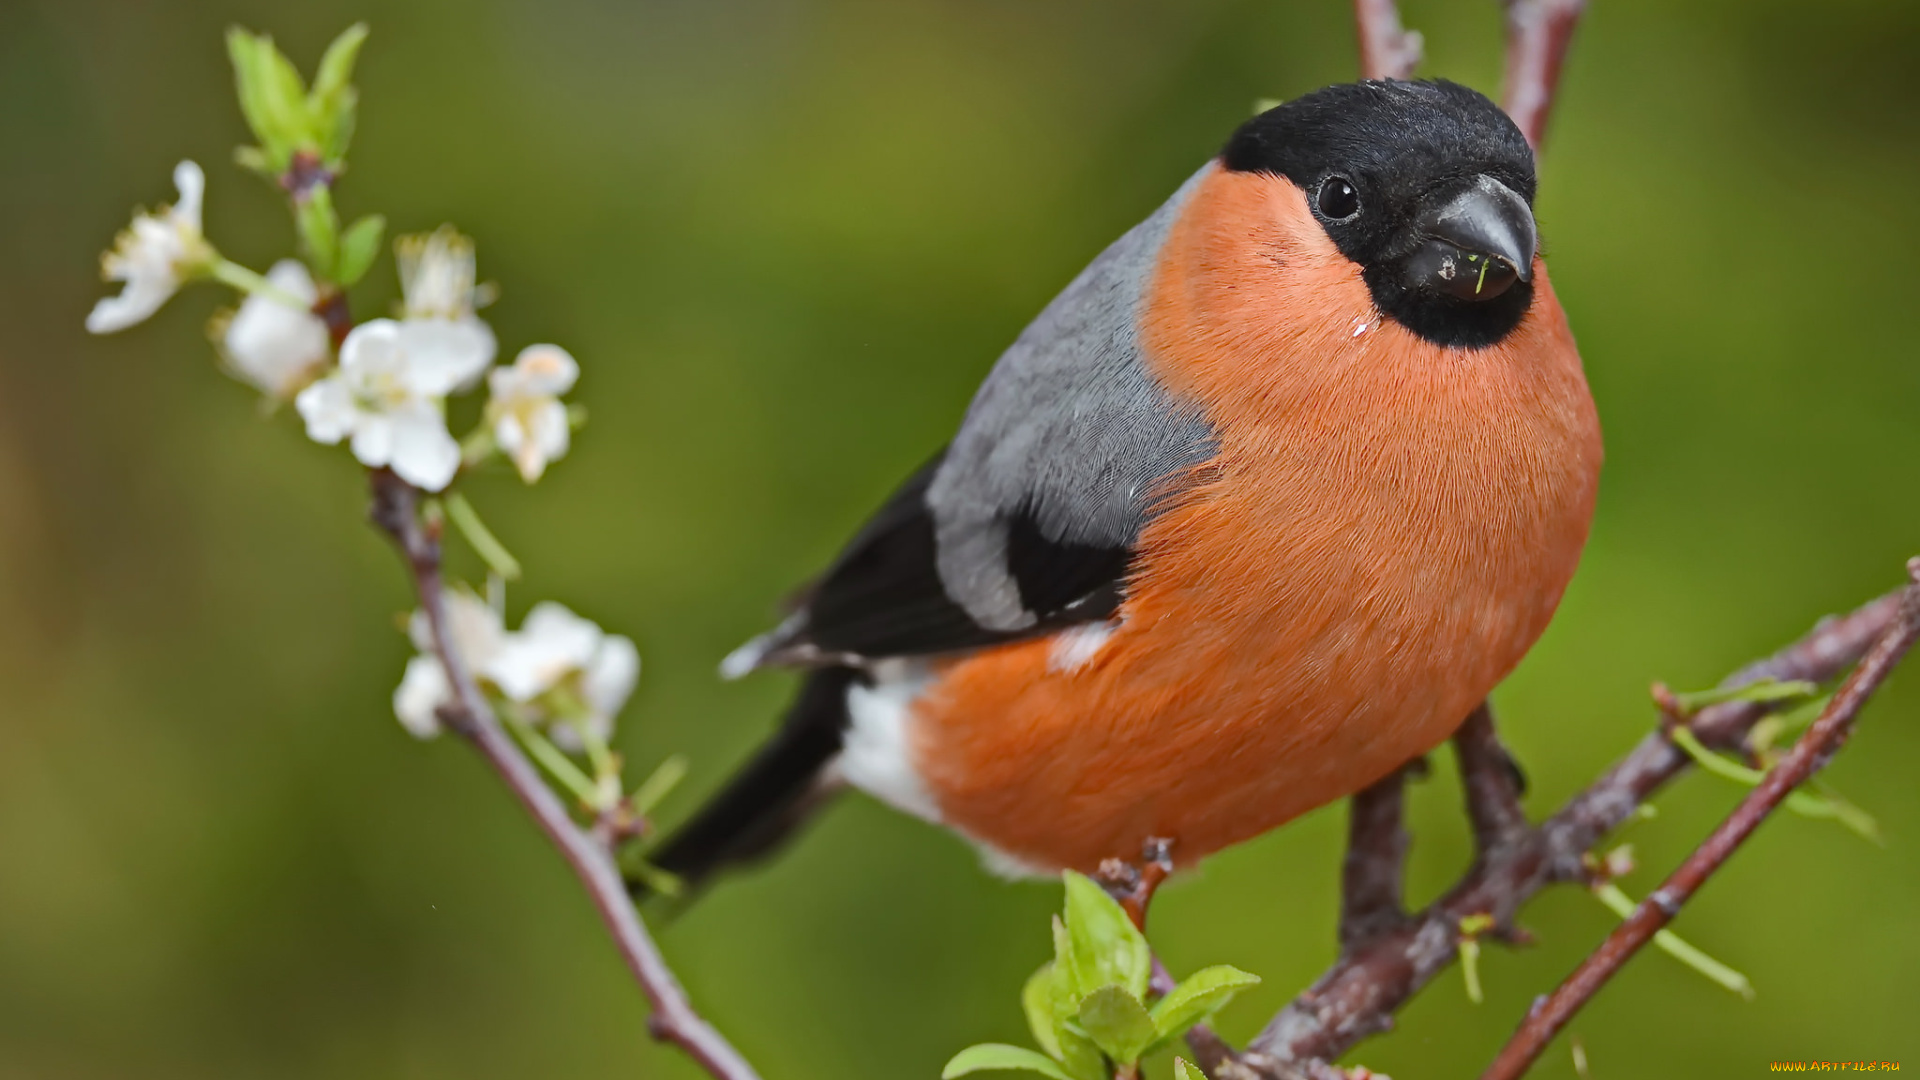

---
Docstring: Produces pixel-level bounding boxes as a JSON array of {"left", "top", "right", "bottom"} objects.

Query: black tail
[{"left": 640, "top": 667, "right": 855, "bottom": 898}]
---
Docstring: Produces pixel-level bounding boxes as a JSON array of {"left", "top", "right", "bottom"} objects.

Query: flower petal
[
  {"left": 262, "top": 258, "right": 320, "bottom": 304},
  {"left": 512, "top": 344, "right": 579, "bottom": 396},
  {"left": 443, "top": 589, "right": 507, "bottom": 662},
  {"left": 407, "top": 608, "right": 435, "bottom": 654},
  {"left": 393, "top": 655, "right": 450, "bottom": 739},
  {"left": 583, "top": 634, "right": 641, "bottom": 720},
  {"left": 528, "top": 399, "right": 571, "bottom": 460},
  {"left": 487, "top": 642, "right": 562, "bottom": 703},
  {"left": 294, "top": 376, "right": 359, "bottom": 445},
  {"left": 506, "top": 400, "right": 571, "bottom": 482},
  {"left": 224, "top": 260, "right": 329, "bottom": 396},
  {"left": 488, "top": 603, "right": 602, "bottom": 702},
  {"left": 385, "top": 402, "right": 461, "bottom": 491},
  {"left": 494, "top": 410, "right": 529, "bottom": 459},
  {"left": 349, "top": 412, "right": 397, "bottom": 468},
  {"left": 338, "top": 318, "right": 405, "bottom": 377},
  {"left": 520, "top": 602, "right": 603, "bottom": 662},
  {"left": 397, "top": 226, "right": 479, "bottom": 321},
  {"left": 398, "top": 317, "right": 495, "bottom": 395},
  {"left": 171, "top": 160, "right": 206, "bottom": 231},
  {"left": 85, "top": 277, "right": 175, "bottom": 334}
]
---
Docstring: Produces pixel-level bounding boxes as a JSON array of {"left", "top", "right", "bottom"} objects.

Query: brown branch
[
  {"left": 1483, "top": 564, "right": 1920, "bottom": 1079},
  {"left": 1501, "top": 0, "right": 1587, "bottom": 149},
  {"left": 1225, "top": 581, "right": 1909, "bottom": 1078},
  {"left": 1353, "top": 0, "right": 1423, "bottom": 81},
  {"left": 367, "top": 470, "right": 762, "bottom": 1080}
]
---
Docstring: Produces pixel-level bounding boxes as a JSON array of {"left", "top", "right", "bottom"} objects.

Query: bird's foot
[
  {"left": 1095, "top": 837, "right": 1175, "bottom": 932},
  {"left": 1454, "top": 703, "right": 1530, "bottom": 856}
]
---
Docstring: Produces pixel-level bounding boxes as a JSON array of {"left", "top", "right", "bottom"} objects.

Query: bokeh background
[{"left": 3, "top": 0, "right": 1918, "bottom": 1077}]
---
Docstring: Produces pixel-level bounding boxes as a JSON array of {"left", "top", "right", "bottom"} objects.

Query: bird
[{"left": 645, "top": 78, "right": 1602, "bottom": 899}]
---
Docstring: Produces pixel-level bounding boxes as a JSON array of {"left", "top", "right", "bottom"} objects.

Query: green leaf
[
  {"left": 1061, "top": 872, "right": 1150, "bottom": 1001},
  {"left": 1039, "top": 920, "right": 1107, "bottom": 1080},
  {"left": 259, "top": 36, "right": 315, "bottom": 146},
  {"left": 1670, "top": 677, "right": 1819, "bottom": 714},
  {"left": 309, "top": 24, "right": 368, "bottom": 164},
  {"left": 231, "top": 29, "right": 312, "bottom": 152},
  {"left": 309, "top": 23, "right": 368, "bottom": 114},
  {"left": 1148, "top": 965, "right": 1261, "bottom": 1047},
  {"left": 1174, "top": 1060, "right": 1209, "bottom": 1080},
  {"left": 942, "top": 1045, "right": 1076, "bottom": 1080},
  {"left": 335, "top": 214, "right": 387, "bottom": 287},
  {"left": 322, "top": 87, "right": 359, "bottom": 166},
  {"left": 296, "top": 185, "right": 341, "bottom": 281},
  {"left": 1049, "top": 915, "right": 1076, "bottom": 985},
  {"left": 1022, "top": 963, "right": 1066, "bottom": 1060},
  {"left": 226, "top": 31, "right": 282, "bottom": 168},
  {"left": 1054, "top": 1025, "right": 1107, "bottom": 1080},
  {"left": 1074, "top": 985, "right": 1157, "bottom": 1065}
]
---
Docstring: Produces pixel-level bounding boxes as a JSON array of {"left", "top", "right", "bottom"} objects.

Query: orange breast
[{"left": 910, "top": 163, "right": 1603, "bottom": 874}]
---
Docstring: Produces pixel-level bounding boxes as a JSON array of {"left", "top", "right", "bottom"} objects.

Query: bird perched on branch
[{"left": 646, "top": 79, "right": 1601, "bottom": 897}]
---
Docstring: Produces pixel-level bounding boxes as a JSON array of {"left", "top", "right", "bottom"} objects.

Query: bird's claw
[{"left": 1096, "top": 837, "right": 1175, "bottom": 932}]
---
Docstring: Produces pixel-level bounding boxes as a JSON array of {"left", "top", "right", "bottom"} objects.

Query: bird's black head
[{"left": 1223, "top": 79, "right": 1539, "bottom": 349}]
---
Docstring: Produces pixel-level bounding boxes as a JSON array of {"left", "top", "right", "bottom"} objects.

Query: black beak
[{"left": 1402, "top": 175, "right": 1538, "bottom": 301}]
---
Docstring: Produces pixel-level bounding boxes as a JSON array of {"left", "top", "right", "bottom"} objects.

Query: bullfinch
[{"left": 646, "top": 78, "right": 1602, "bottom": 893}]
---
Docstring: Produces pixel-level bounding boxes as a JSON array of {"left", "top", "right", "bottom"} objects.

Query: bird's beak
[{"left": 1402, "top": 175, "right": 1538, "bottom": 301}]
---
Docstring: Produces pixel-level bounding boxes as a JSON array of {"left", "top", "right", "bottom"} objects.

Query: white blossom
[
  {"left": 487, "top": 344, "right": 577, "bottom": 482},
  {"left": 391, "top": 595, "right": 638, "bottom": 747},
  {"left": 394, "top": 225, "right": 495, "bottom": 388},
  {"left": 392, "top": 590, "right": 506, "bottom": 738},
  {"left": 220, "top": 260, "right": 330, "bottom": 398},
  {"left": 392, "top": 655, "right": 453, "bottom": 739},
  {"left": 87, "top": 161, "right": 213, "bottom": 334},
  {"left": 294, "top": 318, "right": 488, "bottom": 491},
  {"left": 489, "top": 602, "right": 640, "bottom": 748}
]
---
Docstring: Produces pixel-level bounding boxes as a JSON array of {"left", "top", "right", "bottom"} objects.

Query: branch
[
  {"left": 367, "top": 470, "right": 762, "bottom": 1080},
  {"left": 1501, "top": 0, "right": 1587, "bottom": 149},
  {"left": 1483, "top": 564, "right": 1920, "bottom": 1079},
  {"left": 1225, "top": 581, "right": 1910, "bottom": 1077},
  {"left": 1353, "top": 0, "right": 1423, "bottom": 81}
]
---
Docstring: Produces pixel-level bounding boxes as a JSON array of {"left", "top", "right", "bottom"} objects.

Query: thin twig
[
  {"left": 1231, "top": 583, "right": 1907, "bottom": 1075},
  {"left": 1482, "top": 566, "right": 1920, "bottom": 1080},
  {"left": 1501, "top": 0, "right": 1587, "bottom": 149},
  {"left": 1353, "top": 0, "right": 1423, "bottom": 81},
  {"left": 367, "top": 470, "right": 762, "bottom": 1080}
]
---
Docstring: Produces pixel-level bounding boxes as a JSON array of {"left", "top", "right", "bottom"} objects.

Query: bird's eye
[{"left": 1317, "top": 176, "right": 1360, "bottom": 221}]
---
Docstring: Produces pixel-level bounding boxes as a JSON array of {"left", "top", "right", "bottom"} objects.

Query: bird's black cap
[{"left": 1224, "top": 80, "right": 1541, "bottom": 349}]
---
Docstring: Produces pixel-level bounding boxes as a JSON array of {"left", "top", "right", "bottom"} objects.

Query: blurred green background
[{"left": 3, "top": 0, "right": 1917, "bottom": 1077}]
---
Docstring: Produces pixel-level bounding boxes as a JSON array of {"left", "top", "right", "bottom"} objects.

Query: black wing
[{"left": 736, "top": 447, "right": 1136, "bottom": 668}]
